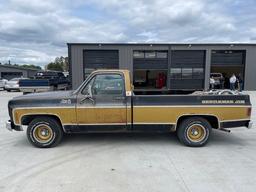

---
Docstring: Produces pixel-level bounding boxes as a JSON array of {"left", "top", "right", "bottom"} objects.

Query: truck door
[{"left": 76, "top": 73, "right": 127, "bottom": 131}]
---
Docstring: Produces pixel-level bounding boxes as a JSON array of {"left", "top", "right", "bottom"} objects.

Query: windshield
[{"left": 73, "top": 75, "right": 91, "bottom": 95}]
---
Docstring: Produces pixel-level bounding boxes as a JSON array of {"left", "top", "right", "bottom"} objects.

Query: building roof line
[{"left": 67, "top": 42, "right": 256, "bottom": 46}]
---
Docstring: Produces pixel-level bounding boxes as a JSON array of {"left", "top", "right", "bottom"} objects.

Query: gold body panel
[
  {"left": 133, "top": 106, "right": 250, "bottom": 124},
  {"left": 13, "top": 105, "right": 250, "bottom": 128},
  {"left": 13, "top": 108, "right": 76, "bottom": 125},
  {"left": 76, "top": 108, "right": 127, "bottom": 124}
]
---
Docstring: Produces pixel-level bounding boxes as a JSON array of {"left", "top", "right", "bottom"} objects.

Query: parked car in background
[
  {"left": 210, "top": 73, "right": 224, "bottom": 89},
  {"left": 19, "top": 71, "right": 69, "bottom": 94},
  {"left": 0, "top": 78, "right": 8, "bottom": 90},
  {"left": 4, "top": 78, "right": 28, "bottom": 92}
]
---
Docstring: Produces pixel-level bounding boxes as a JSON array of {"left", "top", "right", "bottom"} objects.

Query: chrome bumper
[
  {"left": 6, "top": 120, "right": 13, "bottom": 131},
  {"left": 248, "top": 121, "right": 253, "bottom": 129}
]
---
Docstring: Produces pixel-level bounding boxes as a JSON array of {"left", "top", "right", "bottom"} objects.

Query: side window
[
  {"left": 92, "top": 74, "right": 124, "bottom": 96},
  {"left": 82, "top": 74, "right": 124, "bottom": 96}
]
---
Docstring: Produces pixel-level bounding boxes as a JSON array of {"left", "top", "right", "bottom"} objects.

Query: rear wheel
[
  {"left": 27, "top": 117, "right": 63, "bottom": 148},
  {"left": 177, "top": 117, "right": 212, "bottom": 147}
]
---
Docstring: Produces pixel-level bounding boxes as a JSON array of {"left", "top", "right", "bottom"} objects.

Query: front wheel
[
  {"left": 27, "top": 117, "right": 63, "bottom": 148},
  {"left": 177, "top": 117, "right": 212, "bottom": 147}
]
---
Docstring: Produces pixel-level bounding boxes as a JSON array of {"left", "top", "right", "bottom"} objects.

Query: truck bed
[
  {"left": 132, "top": 94, "right": 251, "bottom": 130},
  {"left": 19, "top": 79, "right": 69, "bottom": 93}
]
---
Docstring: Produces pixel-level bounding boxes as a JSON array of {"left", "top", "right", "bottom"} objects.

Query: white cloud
[
  {"left": 0, "top": 0, "right": 255, "bottom": 66},
  {"left": 0, "top": 0, "right": 127, "bottom": 65}
]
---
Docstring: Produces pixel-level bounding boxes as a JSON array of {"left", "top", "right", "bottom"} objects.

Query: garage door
[
  {"left": 83, "top": 50, "right": 119, "bottom": 69},
  {"left": 170, "top": 50, "right": 205, "bottom": 90},
  {"left": 211, "top": 50, "right": 245, "bottom": 66}
]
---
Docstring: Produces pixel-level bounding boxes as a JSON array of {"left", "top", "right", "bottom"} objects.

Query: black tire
[
  {"left": 177, "top": 117, "right": 212, "bottom": 147},
  {"left": 27, "top": 117, "right": 63, "bottom": 148},
  {"left": 7, "top": 90, "right": 10, "bottom": 92}
]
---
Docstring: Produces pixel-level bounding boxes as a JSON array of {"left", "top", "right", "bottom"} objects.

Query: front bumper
[
  {"left": 247, "top": 121, "right": 253, "bottom": 129},
  {"left": 6, "top": 120, "right": 12, "bottom": 131},
  {"left": 6, "top": 120, "right": 23, "bottom": 131}
]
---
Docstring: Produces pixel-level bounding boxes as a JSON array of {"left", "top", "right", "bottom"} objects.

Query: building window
[
  {"left": 170, "top": 68, "right": 182, "bottom": 79},
  {"left": 156, "top": 51, "right": 168, "bottom": 58},
  {"left": 170, "top": 68, "right": 204, "bottom": 79},
  {"left": 133, "top": 51, "right": 144, "bottom": 58},
  {"left": 182, "top": 68, "right": 193, "bottom": 79},
  {"left": 145, "top": 51, "right": 156, "bottom": 58},
  {"left": 133, "top": 50, "right": 168, "bottom": 59},
  {"left": 193, "top": 68, "right": 204, "bottom": 79}
]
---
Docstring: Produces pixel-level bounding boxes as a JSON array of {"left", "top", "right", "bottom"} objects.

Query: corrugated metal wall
[{"left": 69, "top": 44, "right": 256, "bottom": 91}]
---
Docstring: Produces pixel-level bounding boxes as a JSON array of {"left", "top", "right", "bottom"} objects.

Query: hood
[
  {"left": 13, "top": 90, "right": 74, "bottom": 101},
  {"left": 9, "top": 90, "right": 76, "bottom": 108}
]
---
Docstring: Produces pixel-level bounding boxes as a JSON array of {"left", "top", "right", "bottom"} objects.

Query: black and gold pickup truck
[{"left": 6, "top": 70, "right": 252, "bottom": 148}]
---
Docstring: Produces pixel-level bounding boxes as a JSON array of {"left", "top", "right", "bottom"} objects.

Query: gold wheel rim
[
  {"left": 33, "top": 124, "right": 53, "bottom": 143},
  {"left": 187, "top": 124, "right": 206, "bottom": 142}
]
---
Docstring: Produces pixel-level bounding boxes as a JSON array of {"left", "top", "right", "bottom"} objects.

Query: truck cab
[{"left": 73, "top": 70, "right": 131, "bottom": 132}]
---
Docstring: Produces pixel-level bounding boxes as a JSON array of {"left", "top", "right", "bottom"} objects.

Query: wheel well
[
  {"left": 21, "top": 114, "right": 63, "bottom": 127},
  {"left": 176, "top": 115, "right": 219, "bottom": 130}
]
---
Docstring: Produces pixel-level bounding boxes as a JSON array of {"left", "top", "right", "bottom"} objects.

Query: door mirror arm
[
  {"left": 80, "top": 84, "right": 95, "bottom": 104},
  {"left": 80, "top": 95, "right": 94, "bottom": 104}
]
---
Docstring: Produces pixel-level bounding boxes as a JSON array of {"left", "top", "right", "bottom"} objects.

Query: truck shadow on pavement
[
  {"left": 14, "top": 129, "right": 249, "bottom": 148},
  {"left": 58, "top": 129, "right": 248, "bottom": 147}
]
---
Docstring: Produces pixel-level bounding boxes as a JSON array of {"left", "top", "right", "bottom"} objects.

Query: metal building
[
  {"left": 0, "top": 65, "right": 38, "bottom": 80},
  {"left": 67, "top": 43, "right": 256, "bottom": 91}
]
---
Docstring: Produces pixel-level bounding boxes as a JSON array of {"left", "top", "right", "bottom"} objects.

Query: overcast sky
[{"left": 0, "top": 0, "right": 255, "bottom": 67}]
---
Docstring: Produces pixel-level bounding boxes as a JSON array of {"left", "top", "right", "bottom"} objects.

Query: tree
[
  {"left": 20, "top": 64, "right": 42, "bottom": 70},
  {"left": 46, "top": 62, "right": 63, "bottom": 71},
  {"left": 46, "top": 56, "right": 69, "bottom": 71}
]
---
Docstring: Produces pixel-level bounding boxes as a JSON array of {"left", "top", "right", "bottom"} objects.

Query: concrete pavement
[{"left": 0, "top": 91, "right": 256, "bottom": 192}]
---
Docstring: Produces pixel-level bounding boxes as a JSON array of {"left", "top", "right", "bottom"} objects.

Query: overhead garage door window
[
  {"left": 170, "top": 68, "right": 182, "bottom": 79},
  {"left": 170, "top": 68, "right": 204, "bottom": 80},
  {"left": 193, "top": 68, "right": 204, "bottom": 79},
  {"left": 133, "top": 51, "right": 144, "bottom": 58},
  {"left": 156, "top": 51, "right": 168, "bottom": 58},
  {"left": 182, "top": 68, "right": 193, "bottom": 79},
  {"left": 145, "top": 51, "right": 156, "bottom": 58}
]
